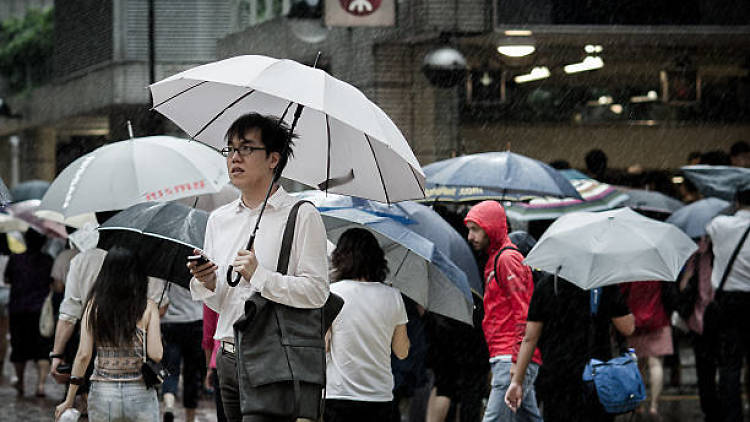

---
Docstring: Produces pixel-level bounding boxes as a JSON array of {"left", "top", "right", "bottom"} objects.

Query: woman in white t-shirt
[{"left": 325, "top": 228, "right": 410, "bottom": 422}]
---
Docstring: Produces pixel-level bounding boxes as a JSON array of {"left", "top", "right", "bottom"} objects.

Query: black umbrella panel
[{"left": 97, "top": 202, "right": 209, "bottom": 288}]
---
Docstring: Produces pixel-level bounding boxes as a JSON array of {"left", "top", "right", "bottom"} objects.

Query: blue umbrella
[
  {"left": 424, "top": 152, "right": 583, "bottom": 200},
  {"left": 294, "top": 191, "right": 483, "bottom": 295},
  {"left": 681, "top": 165, "right": 750, "bottom": 201},
  {"left": 9, "top": 179, "right": 50, "bottom": 203},
  {"left": 666, "top": 197, "right": 731, "bottom": 239},
  {"left": 293, "top": 192, "right": 475, "bottom": 325}
]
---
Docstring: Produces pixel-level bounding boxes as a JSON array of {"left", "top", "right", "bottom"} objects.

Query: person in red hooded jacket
[{"left": 464, "top": 201, "right": 542, "bottom": 422}]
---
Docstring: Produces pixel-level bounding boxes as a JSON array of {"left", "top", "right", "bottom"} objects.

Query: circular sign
[{"left": 339, "top": 0, "right": 381, "bottom": 17}]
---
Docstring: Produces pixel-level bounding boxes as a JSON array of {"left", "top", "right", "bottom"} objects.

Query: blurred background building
[{"left": 1, "top": 0, "right": 749, "bottom": 186}]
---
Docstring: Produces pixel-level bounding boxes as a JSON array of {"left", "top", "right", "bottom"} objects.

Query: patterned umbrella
[{"left": 505, "top": 177, "right": 629, "bottom": 221}]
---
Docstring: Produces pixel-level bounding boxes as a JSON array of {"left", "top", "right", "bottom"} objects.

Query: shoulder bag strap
[
  {"left": 273, "top": 200, "right": 312, "bottom": 419},
  {"left": 493, "top": 246, "right": 521, "bottom": 287},
  {"left": 715, "top": 223, "right": 750, "bottom": 295}
]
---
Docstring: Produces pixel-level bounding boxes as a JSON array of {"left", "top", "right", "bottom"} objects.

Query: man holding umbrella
[
  {"left": 464, "top": 201, "right": 542, "bottom": 422},
  {"left": 188, "top": 113, "right": 329, "bottom": 422}
]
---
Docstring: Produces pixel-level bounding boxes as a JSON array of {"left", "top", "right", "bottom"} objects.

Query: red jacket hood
[{"left": 464, "top": 201, "right": 512, "bottom": 255}]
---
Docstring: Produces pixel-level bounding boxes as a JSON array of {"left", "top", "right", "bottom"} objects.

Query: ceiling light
[
  {"left": 514, "top": 66, "right": 550, "bottom": 83},
  {"left": 564, "top": 56, "right": 604, "bottom": 74},
  {"left": 598, "top": 96, "right": 613, "bottom": 105},
  {"left": 504, "top": 30, "right": 533, "bottom": 36},
  {"left": 584, "top": 44, "right": 603, "bottom": 54},
  {"left": 609, "top": 104, "right": 623, "bottom": 114},
  {"left": 497, "top": 45, "right": 535, "bottom": 57}
]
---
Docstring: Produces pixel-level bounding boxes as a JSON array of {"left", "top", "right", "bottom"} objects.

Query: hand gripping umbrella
[{"left": 149, "top": 54, "right": 426, "bottom": 286}]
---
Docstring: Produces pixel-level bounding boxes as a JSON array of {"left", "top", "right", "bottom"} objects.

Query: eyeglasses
[{"left": 220, "top": 145, "right": 266, "bottom": 157}]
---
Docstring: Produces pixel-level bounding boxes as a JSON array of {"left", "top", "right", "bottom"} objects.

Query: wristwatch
[{"left": 49, "top": 352, "right": 64, "bottom": 359}]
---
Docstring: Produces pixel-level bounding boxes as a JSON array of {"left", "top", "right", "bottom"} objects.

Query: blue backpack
[{"left": 582, "top": 288, "right": 646, "bottom": 414}]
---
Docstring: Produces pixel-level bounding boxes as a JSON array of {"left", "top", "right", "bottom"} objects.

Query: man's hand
[
  {"left": 232, "top": 249, "right": 258, "bottom": 282},
  {"left": 187, "top": 249, "right": 217, "bottom": 291},
  {"left": 50, "top": 357, "right": 69, "bottom": 384},
  {"left": 504, "top": 381, "right": 523, "bottom": 413}
]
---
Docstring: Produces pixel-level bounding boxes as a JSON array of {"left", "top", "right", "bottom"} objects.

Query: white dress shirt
[
  {"left": 190, "top": 186, "right": 330, "bottom": 342},
  {"left": 59, "top": 248, "right": 168, "bottom": 322},
  {"left": 707, "top": 209, "right": 750, "bottom": 292}
]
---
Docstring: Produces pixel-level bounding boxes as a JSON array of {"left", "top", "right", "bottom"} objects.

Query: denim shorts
[{"left": 88, "top": 381, "right": 159, "bottom": 422}]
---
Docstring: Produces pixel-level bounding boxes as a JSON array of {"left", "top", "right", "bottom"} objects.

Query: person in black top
[{"left": 505, "top": 274, "right": 635, "bottom": 422}]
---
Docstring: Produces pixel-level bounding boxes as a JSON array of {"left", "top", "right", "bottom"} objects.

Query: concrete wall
[{"left": 460, "top": 123, "right": 742, "bottom": 169}]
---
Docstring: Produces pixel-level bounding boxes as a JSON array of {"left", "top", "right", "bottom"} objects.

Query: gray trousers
[{"left": 217, "top": 349, "right": 315, "bottom": 422}]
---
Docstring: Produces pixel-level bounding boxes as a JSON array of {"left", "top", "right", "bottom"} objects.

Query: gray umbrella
[
  {"left": 681, "top": 165, "right": 750, "bottom": 201},
  {"left": 97, "top": 201, "right": 209, "bottom": 288},
  {"left": 621, "top": 189, "right": 684, "bottom": 215}
]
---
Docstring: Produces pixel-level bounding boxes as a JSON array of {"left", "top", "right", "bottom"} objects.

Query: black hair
[
  {"left": 331, "top": 228, "right": 389, "bottom": 284},
  {"left": 687, "top": 151, "right": 702, "bottom": 163},
  {"left": 225, "top": 113, "right": 297, "bottom": 180},
  {"left": 24, "top": 229, "right": 46, "bottom": 253},
  {"left": 737, "top": 188, "right": 750, "bottom": 207},
  {"left": 700, "top": 150, "right": 730, "bottom": 165},
  {"left": 85, "top": 246, "right": 148, "bottom": 347},
  {"left": 730, "top": 141, "right": 750, "bottom": 157},
  {"left": 549, "top": 159, "right": 571, "bottom": 170},
  {"left": 585, "top": 149, "right": 608, "bottom": 175}
]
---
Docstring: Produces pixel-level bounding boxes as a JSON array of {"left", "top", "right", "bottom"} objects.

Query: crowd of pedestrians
[{"left": 0, "top": 113, "right": 748, "bottom": 422}]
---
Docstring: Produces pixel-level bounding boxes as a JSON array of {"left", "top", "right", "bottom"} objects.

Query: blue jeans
[
  {"left": 482, "top": 359, "right": 543, "bottom": 422},
  {"left": 88, "top": 381, "right": 159, "bottom": 422}
]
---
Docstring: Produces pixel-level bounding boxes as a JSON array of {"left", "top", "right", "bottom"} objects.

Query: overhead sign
[{"left": 325, "top": 0, "right": 395, "bottom": 26}]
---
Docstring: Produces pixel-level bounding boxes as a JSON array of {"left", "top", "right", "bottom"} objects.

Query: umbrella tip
[
  {"left": 313, "top": 51, "right": 322, "bottom": 69},
  {"left": 126, "top": 121, "right": 135, "bottom": 139}
]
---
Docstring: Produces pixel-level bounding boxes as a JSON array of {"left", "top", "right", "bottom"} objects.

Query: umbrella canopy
[
  {"left": 38, "top": 136, "right": 228, "bottom": 225},
  {"left": 681, "top": 165, "right": 750, "bottom": 201},
  {"left": 505, "top": 178, "right": 630, "bottom": 221},
  {"left": 294, "top": 190, "right": 483, "bottom": 295},
  {"left": 10, "top": 180, "right": 50, "bottom": 203},
  {"left": 423, "top": 152, "right": 582, "bottom": 200},
  {"left": 6, "top": 200, "right": 67, "bottom": 238},
  {"left": 149, "top": 55, "right": 425, "bottom": 203},
  {"left": 0, "top": 177, "right": 11, "bottom": 206},
  {"left": 620, "top": 189, "right": 684, "bottom": 215},
  {"left": 524, "top": 207, "right": 698, "bottom": 290},
  {"left": 314, "top": 207, "right": 473, "bottom": 325},
  {"left": 666, "top": 197, "right": 731, "bottom": 239},
  {"left": 177, "top": 182, "right": 240, "bottom": 212},
  {"left": 0, "top": 213, "right": 28, "bottom": 233},
  {"left": 97, "top": 202, "right": 209, "bottom": 288}
]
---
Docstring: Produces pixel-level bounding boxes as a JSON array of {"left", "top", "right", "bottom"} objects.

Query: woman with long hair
[
  {"left": 324, "top": 228, "right": 410, "bottom": 422},
  {"left": 55, "top": 246, "right": 163, "bottom": 421}
]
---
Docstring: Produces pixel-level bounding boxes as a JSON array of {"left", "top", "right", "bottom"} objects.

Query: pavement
[
  {"left": 1, "top": 336, "right": 746, "bottom": 422},
  {"left": 0, "top": 357, "right": 220, "bottom": 421}
]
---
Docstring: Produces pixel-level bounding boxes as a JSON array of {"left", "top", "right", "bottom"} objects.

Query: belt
[{"left": 221, "top": 341, "right": 236, "bottom": 355}]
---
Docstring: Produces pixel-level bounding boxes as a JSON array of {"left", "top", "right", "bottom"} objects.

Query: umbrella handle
[{"left": 227, "top": 234, "right": 257, "bottom": 287}]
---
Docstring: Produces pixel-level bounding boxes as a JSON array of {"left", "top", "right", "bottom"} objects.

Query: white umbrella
[
  {"left": 524, "top": 207, "right": 698, "bottom": 290},
  {"left": 0, "top": 213, "right": 28, "bottom": 233},
  {"left": 38, "top": 136, "right": 229, "bottom": 224},
  {"left": 149, "top": 55, "right": 425, "bottom": 203}
]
